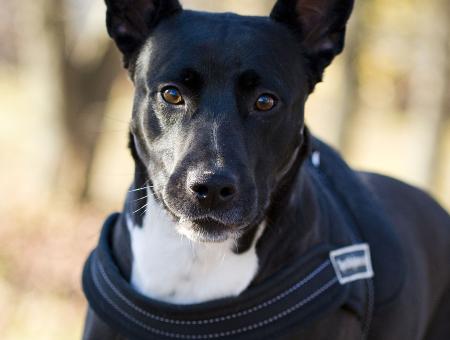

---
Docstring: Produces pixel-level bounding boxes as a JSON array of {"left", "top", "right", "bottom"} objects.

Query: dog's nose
[{"left": 188, "top": 172, "right": 238, "bottom": 208}]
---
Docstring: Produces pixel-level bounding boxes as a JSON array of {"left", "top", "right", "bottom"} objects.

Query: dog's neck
[
  {"left": 125, "top": 191, "right": 266, "bottom": 304},
  {"left": 251, "top": 164, "right": 327, "bottom": 285}
]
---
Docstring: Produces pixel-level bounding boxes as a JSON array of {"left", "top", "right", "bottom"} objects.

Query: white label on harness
[{"left": 330, "top": 244, "right": 374, "bottom": 285}]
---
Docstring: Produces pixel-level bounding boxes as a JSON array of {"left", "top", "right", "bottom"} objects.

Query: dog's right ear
[{"left": 105, "top": 0, "right": 182, "bottom": 68}]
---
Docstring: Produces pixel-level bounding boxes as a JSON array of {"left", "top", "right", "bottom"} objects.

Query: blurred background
[{"left": 0, "top": 0, "right": 449, "bottom": 338}]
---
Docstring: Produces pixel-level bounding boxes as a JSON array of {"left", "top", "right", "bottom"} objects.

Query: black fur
[
  {"left": 271, "top": 0, "right": 354, "bottom": 89},
  {"left": 106, "top": 0, "right": 182, "bottom": 68}
]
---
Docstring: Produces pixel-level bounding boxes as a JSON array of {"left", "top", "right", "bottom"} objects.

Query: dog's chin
[{"left": 176, "top": 218, "right": 241, "bottom": 243}]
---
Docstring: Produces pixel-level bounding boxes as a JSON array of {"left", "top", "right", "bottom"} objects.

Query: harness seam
[
  {"left": 91, "top": 259, "right": 338, "bottom": 339},
  {"left": 97, "top": 255, "right": 331, "bottom": 325}
]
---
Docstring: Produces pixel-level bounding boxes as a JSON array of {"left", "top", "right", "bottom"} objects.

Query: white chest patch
[{"left": 127, "top": 191, "right": 264, "bottom": 304}]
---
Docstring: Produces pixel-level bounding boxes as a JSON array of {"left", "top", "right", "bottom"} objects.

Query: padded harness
[{"left": 82, "top": 138, "right": 405, "bottom": 339}]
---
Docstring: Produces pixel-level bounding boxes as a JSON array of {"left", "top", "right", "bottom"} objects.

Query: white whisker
[
  {"left": 133, "top": 204, "right": 148, "bottom": 214},
  {"left": 133, "top": 195, "right": 148, "bottom": 202},
  {"left": 129, "top": 179, "right": 155, "bottom": 193},
  {"left": 129, "top": 187, "right": 148, "bottom": 193}
]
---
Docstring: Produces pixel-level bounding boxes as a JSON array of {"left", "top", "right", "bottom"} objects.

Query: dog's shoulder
[
  {"left": 358, "top": 171, "right": 450, "bottom": 290},
  {"left": 356, "top": 172, "right": 450, "bottom": 332},
  {"left": 358, "top": 171, "right": 450, "bottom": 230}
]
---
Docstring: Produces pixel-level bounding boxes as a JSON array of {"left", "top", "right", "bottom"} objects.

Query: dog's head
[{"left": 106, "top": 0, "right": 354, "bottom": 242}]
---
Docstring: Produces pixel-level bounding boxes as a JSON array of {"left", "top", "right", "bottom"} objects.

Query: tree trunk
[
  {"left": 429, "top": 0, "right": 450, "bottom": 191},
  {"left": 58, "top": 42, "right": 120, "bottom": 201},
  {"left": 15, "top": 0, "right": 66, "bottom": 201},
  {"left": 17, "top": 0, "right": 121, "bottom": 203},
  {"left": 406, "top": 0, "right": 449, "bottom": 188},
  {"left": 335, "top": 1, "right": 367, "bottom": 152},
  {"left": 48, "top": 0, "right": 121, "bottom": 202}
]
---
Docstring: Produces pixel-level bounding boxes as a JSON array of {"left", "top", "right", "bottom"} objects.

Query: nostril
[
  {"left": 219, "top": 186, "right": 236, "bottom": 199},
  {"left": 191, "top": 184, "right": 209, "bottom": 199},
  {"left": 187, "top": 171, "right": 238, "bottom": 206}
]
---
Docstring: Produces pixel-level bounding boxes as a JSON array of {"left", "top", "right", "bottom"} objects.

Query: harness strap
[
  {"left": 308, "top": 153, "right": 374, "bottom": 339},
  {"left": 308, "top": 136, "right": 405, "bottom": 338},
  {"left": 83, "top": 214, "right": 370, "bottom": 340}
]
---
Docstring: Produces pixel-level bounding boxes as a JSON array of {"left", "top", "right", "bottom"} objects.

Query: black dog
[{"left": 82, "top": 0, "right": 450, "bottom": 339}]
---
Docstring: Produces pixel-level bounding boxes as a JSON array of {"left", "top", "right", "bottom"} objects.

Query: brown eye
[
  {"left": 255, "top": 94, "right": 276, "bottom": 111},
  {"left": 162, "top": 87, "right": 184, "bottom": 105}
]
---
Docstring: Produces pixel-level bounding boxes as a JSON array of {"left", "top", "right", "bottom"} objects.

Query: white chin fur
[
  {"left": 176, "top": 219, "right": 234, "bottom": 243},
  {"left": 127, "top": 188, "right": 265, "bottom": 305}
]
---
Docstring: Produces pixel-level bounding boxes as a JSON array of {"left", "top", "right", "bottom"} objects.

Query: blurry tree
[
  {"left": 0, "top": 0, "right": 18, "bottom": 65},
  {"left": 57, "top": 0, "right": 122, "bottom": 201},
  {"left": 430, "top": 0, "right": 450, "bottom": 191},
  {"left": 335, "top": 0, "right": 368, "bottom": 152},
  {"left": 17, "top": 0, "right": 120, "bottom": 202},
  {"left": 406, "top": 0, "right": 450, "bottom": 188},
  {"left": 183, "top": 0, "right": 275, "bottom": 15}
]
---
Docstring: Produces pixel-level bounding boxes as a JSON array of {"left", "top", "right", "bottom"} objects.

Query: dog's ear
[
  {"left": 105, "top": 0, "right": 182, "bottom": 68},
  {"left": 270, "top": 0, "right": 354, "bottom": 86}
]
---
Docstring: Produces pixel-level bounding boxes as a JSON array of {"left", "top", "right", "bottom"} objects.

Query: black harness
[{"left": 82, "top": 138, "right": 405, "bottom": 339}]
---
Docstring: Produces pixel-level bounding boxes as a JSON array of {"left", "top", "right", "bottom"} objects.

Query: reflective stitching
[
  {"left": 97, "top": 255, "right": 331, "bottom": 325},
  {"left": 91, "top": 260, "right": 191, "bottom": 339},
  {"left": 91, "top": 259, "right": 338, "bottom": 339}
]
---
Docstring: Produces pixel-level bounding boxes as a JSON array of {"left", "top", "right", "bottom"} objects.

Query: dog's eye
[
  {"left": 255, "top": 94, "right": 276, "bottom": 111},
  {"left": 161, "top": 87, "right": 184, "bottom": 105}
]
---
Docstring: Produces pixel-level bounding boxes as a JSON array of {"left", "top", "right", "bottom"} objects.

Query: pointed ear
[
  {"left": 271, "top": 0, "right": 354, "bottom": 85},
  {"left": 105, "top": 0, "right": 182, "bottom": 68}
]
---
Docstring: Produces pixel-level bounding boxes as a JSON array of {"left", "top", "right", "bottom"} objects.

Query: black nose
[{"left": 188, "top": 171, "right": 238, "bottom": 209}]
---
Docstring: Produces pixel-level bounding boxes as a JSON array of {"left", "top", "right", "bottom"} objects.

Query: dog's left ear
[
  {"left": 105, "top": 0, "right": 182, "bottom": 68},
  {"left": 271, "top": 0, "right": 354, "bottom": 86}
]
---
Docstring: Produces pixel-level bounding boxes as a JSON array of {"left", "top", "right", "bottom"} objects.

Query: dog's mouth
[
  {"left": 158, "top": 182, "right": 262, "bottom": 243},
  {"left": 160, "top": 198, "right": 254, "bottom": 243},
  {"left": 176, "top": 217, "right": 241, "bottom": 243}
]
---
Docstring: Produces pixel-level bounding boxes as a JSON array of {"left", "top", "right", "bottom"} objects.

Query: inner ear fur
[
  {"left": 105, "top": 0, "right": 182, "bottom": 68},
  {"left": 271, "top": 0, "right": 354, "bottom": 89}
]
